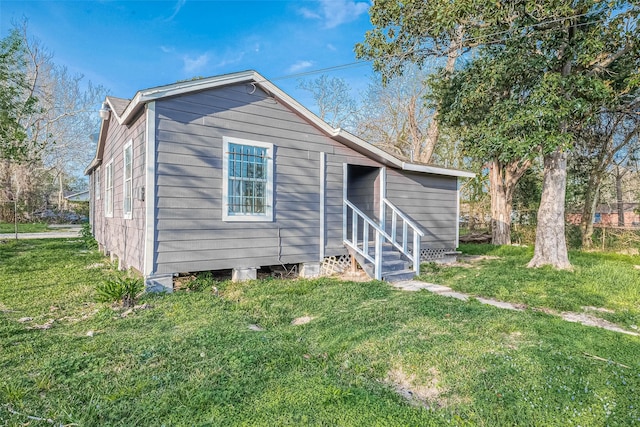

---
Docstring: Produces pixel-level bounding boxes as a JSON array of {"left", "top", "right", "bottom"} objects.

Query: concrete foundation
[
  {"left": 434, "top": 251, "right": 462, "bottom": 264},
  {"left": 299, "top": 262, "right": 321, "bottom": 278},
  {"left": 145, "top": 274, "right": 173, "bottom": 293},
  {"left": 232, "top": 267, "right": 257, "bottom": 282}
]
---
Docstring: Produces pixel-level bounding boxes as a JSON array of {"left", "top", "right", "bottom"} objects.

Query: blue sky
[{"left": 0, "top": 0, "right": 375, "bottom": 110}]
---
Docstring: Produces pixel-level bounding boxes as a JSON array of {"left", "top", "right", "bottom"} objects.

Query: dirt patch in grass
[
  {"left": 459, "top": 255, "right": 500, "bottom": 263},
  {"left": 338, "top": 270, "right": 371, "bottom": 282},
  {"left": 291, "top": 316, "right": 315, "bottom": 325},
  {"left": 503, "top": 331, "right": 525, "bottom": 350},
  {"left": 385, "top": 366, "right": 467, "bottom": 409}
]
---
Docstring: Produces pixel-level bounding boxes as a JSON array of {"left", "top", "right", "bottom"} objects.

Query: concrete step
[
  {"left": 383, "top": 269, "right": 417, "bottom": 282},
  {"left": 369, "top": 251, "right": 402, "bottom": 262},
  {"left": 381, "top": 259, "right": 410, "bottom": 272}
]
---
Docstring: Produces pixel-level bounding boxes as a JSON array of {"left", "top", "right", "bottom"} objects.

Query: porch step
[
  {"left": 346, "top": 244, "right": 417, "bottom": 282},
  {"left": 383, "top": 269, "right": 418, "bottom": 283},
  {"left": 382, "top": 259, "right": 409, "bottom": 272}
]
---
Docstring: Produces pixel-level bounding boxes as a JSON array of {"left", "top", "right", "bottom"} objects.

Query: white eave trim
[
  {"left": 117, "top": 71, "right": 260, "bottom": 125},
  {"left": 400, "top": 162, "right": 476, "bottom": 178},
  {"left": 104, "top": 69, "right": 476, "bottom": 180}
]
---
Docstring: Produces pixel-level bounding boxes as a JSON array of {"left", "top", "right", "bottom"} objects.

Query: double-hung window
[
  {"left": 123, "top": 141, "right": 133, "bottom": 219},
  {"left": 222, "top": 136, "right": 273, "bottom": 221},
  {"left": 105, "top": 160, "right": 114, "bottom": 217}
]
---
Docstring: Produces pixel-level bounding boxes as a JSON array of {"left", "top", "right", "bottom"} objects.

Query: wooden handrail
[
  {"left": 383, "top": 198, "right": 425, "bottom": 237},
  {"left": 344, "top": 198, "right": 423, "bottom": 278}
]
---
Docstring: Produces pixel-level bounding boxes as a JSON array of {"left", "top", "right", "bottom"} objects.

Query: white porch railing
[{"left": 343, "top": 198, "right": 425, "bottom": 280}]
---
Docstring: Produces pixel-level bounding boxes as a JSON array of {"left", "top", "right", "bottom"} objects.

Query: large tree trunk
[
  {"left": 489, "top": 162, "right": 513, "bottom": 245},
  {"left": 580, "top": 186, "right": 599, "bottom": 248},
  {"left": 580, "top": 173, "right": 602, "bottom": 248},
  {"left": 488, "top": 158, "right": 531, "bottom": 245},
  {"left": 528, "top": 149, "right": 571, "bottom": 269}
]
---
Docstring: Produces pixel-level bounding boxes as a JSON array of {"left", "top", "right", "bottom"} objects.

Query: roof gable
[{"left": 86, "top": 70, "right": 474, "bottom": 178}]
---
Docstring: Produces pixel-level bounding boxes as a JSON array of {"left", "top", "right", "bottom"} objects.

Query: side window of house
[
  {"left": 123, "top": 141, "right": 133, "bottom": 219},
  {"left": 95, "top": 167, "right": 100, "bottom": 200},
  {"left": 222, "top": 136, "right": 273, "bottom": 222},
  {"left": 105, "top": 161, "right": 114, "bottom": 217}
]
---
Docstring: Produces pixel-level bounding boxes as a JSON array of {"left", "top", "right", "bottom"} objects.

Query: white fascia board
[
  {"left": 118, "top": 71, "right": 258, "bottom": 125},
  {"left": 115, "top": 92, "right": 143, "bottom": 125},
  {"left": 258, "top": 78, "right": 339, "bottom": 136},
  {"left": 84, "top": 113, "right": 110, "bottom": 175},
  {"left": 401, "top": 162, "right": 476, "bottom": 178},
  {"left": 333, "top": 130, "right": 404, "bottom": 168},
  {"left": 107, "top": 70, "right": 476, "bottom": 180}
]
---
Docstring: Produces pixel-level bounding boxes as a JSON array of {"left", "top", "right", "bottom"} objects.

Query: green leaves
[
  {"left": 0, "top": 29, "right": 39, "bottom": 162},
  {"left": 96, "top": 277, "right": 144, "bottom": 308}
]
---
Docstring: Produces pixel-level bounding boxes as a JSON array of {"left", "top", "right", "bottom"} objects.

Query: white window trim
[
  {"left": 222, "top": 136, "right": 274, "bottom": 222},
  {"left": 123, "top": 140, "right": 133, "bottom": 220},
  {"left": 95, "top": 166, "right": 101, "bottom": 200},
  {"left": 104, "top": 160, "right": 114, "bottom": 218}
]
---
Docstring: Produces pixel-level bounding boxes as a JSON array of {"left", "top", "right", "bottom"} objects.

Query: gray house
[{"left": 85, "top": 70, "right": 473, "bottom": 291}]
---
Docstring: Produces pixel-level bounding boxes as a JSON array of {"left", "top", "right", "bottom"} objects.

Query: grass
[
  {"left": 0, "top": 222, "right": 53, "bottom": 234},
  {"left": 1, "top": 240, "right": 639, "bottom": 426},
  {"left": 420, "top": 244, "right": 640, "bottom": 329}
]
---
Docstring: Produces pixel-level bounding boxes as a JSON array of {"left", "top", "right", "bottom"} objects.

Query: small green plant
[
  {"left": 421, "top": 262, "right": 442, "bottom": 274},
  {"left": 80, "top": 223, "right": 98, "bottom": 249},
  {"left": 96, "top": 277, "right": 144, "bottom": 307},
  {"left": 185, "top": 271, "right": 216, "bottom": 292}
]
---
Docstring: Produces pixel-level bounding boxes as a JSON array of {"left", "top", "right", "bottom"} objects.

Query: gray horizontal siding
[
  {"left": 151, "top": 82, "right": 460, "bottom": 275},
  {"left": 92, "top": 111, "right": 147, "bottom": 273},
  {"left": 157, "top": 244, "right": 319, "bottom": 265},
  {"left": 157, "top": 226, "right": 319, "bottom": 242},
  {"left": 157, "top": 253, "right": 318, "bottom": 274},
  {"left": 385, "top": 170, "right": 458, "bottom": 248},
  {"left": 154, "top": 85, "right": 329, "bottom": 273}
]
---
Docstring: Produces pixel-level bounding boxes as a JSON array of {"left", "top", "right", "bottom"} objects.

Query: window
[
  {"left": 222, "top": 137, "right": 273, "bottom": 221},
  {"left": 105, "top": 160, "right": 114, "bottom": 217},
  {"left": 123, "top": 141, "right": 133, "bottom": 219},
  {"left": 95, "top": 167, "right": 100, "bottom": 200}
]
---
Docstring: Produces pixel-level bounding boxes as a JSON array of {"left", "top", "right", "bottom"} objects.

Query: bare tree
[
  {"left": 0, "top": 21, "right": 106, "bottom": 221},
  {"left": 298, "top": 75, "right": 357, "bottom": 129}
]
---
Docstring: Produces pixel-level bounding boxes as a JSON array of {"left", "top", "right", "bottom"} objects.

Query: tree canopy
[
  {"left": 357, "top": 0, "right": 640, "bottom": 267},
  {"left": 0, "top": 28, "right": 39, "bottom": 162}
]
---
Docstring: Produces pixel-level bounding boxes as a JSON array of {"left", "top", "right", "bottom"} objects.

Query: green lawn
[
  {"left": 1, "top": 240, "right": 639, "bottom": 426},
  {"left": 420, "top": 244, "right": 640, "bottom": 329},
  {"left": 0, "top": 222, "right": 52, "bottom": 233}
]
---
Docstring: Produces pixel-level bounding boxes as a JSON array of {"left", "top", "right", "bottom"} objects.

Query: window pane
[
  {"left": 124, "top": 182, "right": 132, "bottom": 213},
  {"left": 241, "top": 160, "right": 248, "bottom": 178},
  {"left": 242, "top": 181, "right": 253, "bottom": 198},
  {"left": 232, "top": 180, "right": 241, "bottom": 197},
  {"left": 225, "top": 141, "right": 271, "bottom": 217},
  {"left": 255, "top": 198, "right": 264, "bottom": 213},
  {"left": 255, "top": 181, "right": 264, "bottom": 198}
]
